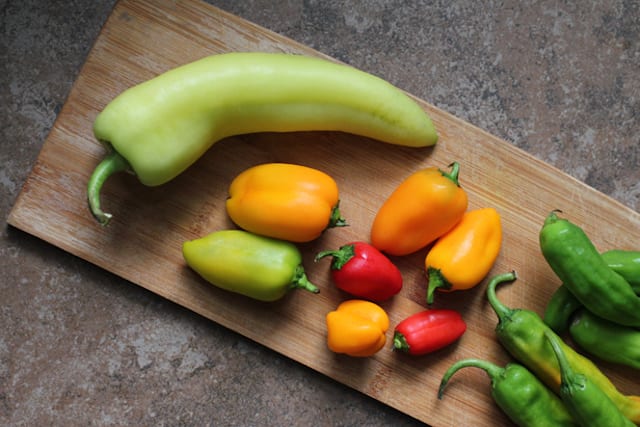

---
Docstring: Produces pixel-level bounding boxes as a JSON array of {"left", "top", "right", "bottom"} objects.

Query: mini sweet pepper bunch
[{"left": 370, "top": 162, "right": 502, "bottom": 356}]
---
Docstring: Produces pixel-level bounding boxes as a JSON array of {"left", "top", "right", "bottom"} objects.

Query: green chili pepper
[
  {"left": 543, "top": 285, "right": 583, "bottom": 335},
  {"left": 539, "top": 211, "right": 640, "bottom": 328},
  {"left": 569, "top": 308, "right": 640, "bottom": 370},
  {"left": 439, "top": 358, "right": 578, "bottom": 427},
  {"left": 182, "top": 229, "right": 319, "bottom": 302},
  {"left": 486, "top": 271, "right": 640, "bottom": 424},
  {"left": 545, "top": 331, "right": 636, "bottom": 427},
  {"left": 602, "top": 249, "right": 640, "bottom": 290},
  {"left": 87, "top": 52, "right": 438, "bottom": 225},
  {"left": 544, "top": 249, "right": 640, "bottom": 334}
]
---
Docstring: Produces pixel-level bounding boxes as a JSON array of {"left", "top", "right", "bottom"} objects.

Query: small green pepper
[
  {"left": 544, "top": 249, "right": 640, "bottom": 334},
  {"left": 182, "top": 229, "right": 319, "bottom": 302},
  {"left": 569, "top": 308, "right": 640, "bottom": 370},
  {"left": 539, "top": 211, "right": 640, "bottom": 328},
  {"left": 543, "top": 285, "right": 583, "bottom": 335},
  {"left": 602, "top": 249, "right": 640, "bottom": 290},
  {"left": 545, "top": 331, "right": 635, "bottom": 427},
  {"left": 439, "top": 358, "right": 577, "bottom": 427},
  {"left": 486, "top": 271, "right": 640, "bottom": 424}
]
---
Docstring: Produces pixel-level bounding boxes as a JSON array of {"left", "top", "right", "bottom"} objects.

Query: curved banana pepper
[
  {"left": 425, "top": 207, "right": 502, "bottom": 304},
  {"left": 226, "top": 163, "right": 346, "bottom": 242},
  {"left": 326, "top": 300, "right": 389, "bottom": 357},
  {"left": 87, "top": 52, "right": 438, "bottom": 225}
]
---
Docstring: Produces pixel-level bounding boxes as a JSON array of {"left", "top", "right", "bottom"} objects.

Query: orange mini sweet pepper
[
  {"left": 370, "top": 162, "right": 468, "bottom": 256},
  {"left": 226, "top": 163, "right": 346, "bottom": 242},
  {"left": 425, "top": 207, "right": 502, "bottom": 304},
  {"left": 326, "top": 300, "right": 389, "bottom": 357}
]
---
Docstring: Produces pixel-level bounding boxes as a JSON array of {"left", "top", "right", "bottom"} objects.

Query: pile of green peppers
[
  {"left": 540, "top": 212, "right": 640, "bottom": 371},
  {"left": 439, "top": 210, "right": 640, "bottom": 427}
]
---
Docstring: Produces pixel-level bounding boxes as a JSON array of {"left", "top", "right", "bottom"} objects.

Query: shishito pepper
[
  {"left": 315, "top": 241, "right": 402, "bottom": 301},
  {"left": 439, "top": 358, "right": 578, "bottom": 427},
  {"left": 393, "top": 309, "right": 466, "bottom": 355},
  {"left": 87, "top": 52, "right": 438, "bottom": 225},
  {"left": 539, "top": 211, "right": 640, "bottom": 328},
  {"left": 182, "top": 229, "right": 319, "bottom": 302},
  {"left": 601, "top": 249, "right": 640, "bottom": 291},
  {"left": 370, "top": 162, "right": 468, "bottom": 256},
  {"left": 487, "top": 271, "right": 640, "bottom": 424},
  {"left": 543, "top": 285, "right": 583, "bottom": 335},
  {"left": 544, "top": 249, "right": 640, "bottom": 334},
  {"left": 425, "top": 207, "right": 502, "bottom": 304},
  {"left": 569, "top": 308, "right": 640, "bottom": 370},
  {"left": 545, "top": 331, "right": 635, "bottom": 427},
  {"left": 226, "top": 163, "right": 346, "bottom": 243},
  {"left": 326, "top": 300, "right": 389, "bottom": 357}
]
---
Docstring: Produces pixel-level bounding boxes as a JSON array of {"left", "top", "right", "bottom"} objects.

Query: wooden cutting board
[{"left": 8, "top": 0, "right": 640, "bottom": 425}]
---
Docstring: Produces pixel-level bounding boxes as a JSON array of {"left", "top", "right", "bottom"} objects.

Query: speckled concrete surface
[{"left": 2, "top": 1, "right": 639, "bottom": 426}]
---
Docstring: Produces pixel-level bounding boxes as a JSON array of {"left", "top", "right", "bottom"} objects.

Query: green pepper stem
[
  {"left": 438, "top": 358, "right": 503, "bottom": 399},
  {"left": 315, "top": 244, "right": 356, "bottom": 270},
  {"left": 291, "top": 265, "right": 320, "bottom": 294},
  {"left": 392, "top": 331, "right": 410, "bottom": 353},
  {"left": 486, "top": 271, "right": 518, "bottom": 323},
  {"left": 543, "top": 210, "right": 562, "bottom": 227},
  {"left": 545, "top": 331, "right": 570, "bottom": 374},
  {"left": 426, "top": 267, "right": 450, "bottom": 305},
  {"left": 87, "top": 151, "right": 131, "bottom": 226},
  {"left": 439, "top": 162, "right": 461, "bottom": 187},
  {"left": 328, "top": 201, "right": 348, "bottom": 228},
  {"left": 544, "top": 330, "right": 583, "bottom": 395}
]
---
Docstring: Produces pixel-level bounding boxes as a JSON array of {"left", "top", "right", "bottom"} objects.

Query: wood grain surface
[{"left": 8, "top": 0, "right": 640, "bottom": 426}]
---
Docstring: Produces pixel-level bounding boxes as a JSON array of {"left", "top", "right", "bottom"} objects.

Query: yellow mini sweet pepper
[
  {"left": 326, "top": 300, "right": 389, "bottom": 357},
  {"left": 425, "top": 207, "right": 502, "bottom": 304},
  {"left": 226, "top": 163, "right": 346, "bottom": 242}
]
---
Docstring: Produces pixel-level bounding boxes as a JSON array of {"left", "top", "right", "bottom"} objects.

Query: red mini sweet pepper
[
  {"left": 315, "top": 241, "right": 403, "bottom": 302},
  {"left": 393, "top": 309, "right": 467, "bottom": 355}
]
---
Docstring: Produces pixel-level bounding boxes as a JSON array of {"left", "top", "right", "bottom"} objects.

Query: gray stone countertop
[{"left": 2, "top": 1, "right": 639, "bottom": 426}]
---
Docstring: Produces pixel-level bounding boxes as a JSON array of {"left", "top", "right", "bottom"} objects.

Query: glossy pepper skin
[
  {"left": 425, "top": 207, "right": 502, "bottom": 304},
  {"left": 569, "top": 308, "right": 640, "bottom": 370},
  {"left": 487, "top": 271, "right": 640, "bottom": 424},
  {"left": 439, "top": 359, "right": 578, "bottom": 427},
  {"left": 87, "top": 52, "right": 438, "bottom": 225},
  {"left": 370, "top": 162, "right": 468, "bottom": 256},
  {"left": 602, "top": 249, "right": 640, "bottom": 290},
  {"left": 182, "top": 229, "right": 318, "bottom": 302},
  {"left": 544, "top": 249, "right": 640, "bottom": 334},
  {"left": 326, "top": 300, "right": 389, "bottom": 357},
  {"left": 545, "top": 331, "right": 635, "bottom": 427},
  {"left": 392, "top": 309, "right": 466, "bottom": 355},
  {"left": 315, "top": 241, "right": 402, "bottom": 301},
  {"left": 226, "top": 163, "right": 346, "bottom": 243},
  {"left": 539, "top": 211, "right": 640, "bottom": 328},
  {"left": 543, "top": 285, "right": 583, "bottom": 335}
]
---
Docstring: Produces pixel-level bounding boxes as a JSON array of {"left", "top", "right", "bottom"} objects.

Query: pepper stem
[
  {"left": 328, "top": 201, "right": 348, "bottom": 228},
  {"left": 439, "top": 162, "right": 461, "bottom": 187},
  {"left": 544, "top": 331, "right": 578, "bottom": 390},
  {"left": 315, "top": 244, "right": 356, "bottom": 270},
  {"left": 87, "top": 151, "right": 131, "bottom": 226},
  {"left": 543, "top": 209, "right": 562, "bottom": 227},
  {"left": 392, "top": 331, "right": 410, "bottom": 353},
  {"left": 438, "top": 358, "right": 504, "bottom": 399},
  {"left": 486, "top": 271, "right": 518, "bottom": 323},
  {"left": 426, "top": 267, "right": 450, "bottom": 305},
  {"left": 290, "top": 265, "right": 320, "bottom": 294}
]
